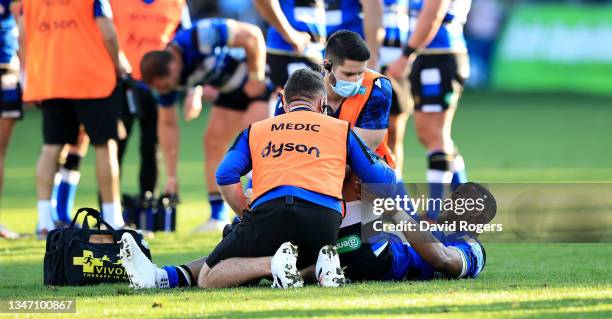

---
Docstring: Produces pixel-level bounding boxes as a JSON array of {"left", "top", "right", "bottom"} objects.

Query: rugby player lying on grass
[
  {"left": 118, "top": 182, "right": 494, "bottom": 289},
  {"left": 339, "top": 182, "right": 496, "bottom": 281}
]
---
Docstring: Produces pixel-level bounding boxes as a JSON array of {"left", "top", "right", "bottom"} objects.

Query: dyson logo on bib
[{"left": 261, "top": 141, "right": 320, "bottom": 158}]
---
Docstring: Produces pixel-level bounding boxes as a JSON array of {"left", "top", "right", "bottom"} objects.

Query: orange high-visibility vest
[
  {"left": 338, "top": 70, "right": 395, "bottom": 202},
  {"left": 23, "top": 0, "right": 116, "bottom": 101},
  {"left": 338, "top": 69, "right": 396, "bottom": 168},
  {"left": 111, "top": 0, "right": 184, "bottom": 80},
  {"left": 249, "top": 110, "right": 350, "bottom": 204}
]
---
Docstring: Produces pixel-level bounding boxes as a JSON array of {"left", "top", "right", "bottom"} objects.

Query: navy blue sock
[
  {"left": 54, "top": 168, "right": 80, "bottom": 223},
  {"left": 426, "top": 151, "right": 452, "bottom": 221}
]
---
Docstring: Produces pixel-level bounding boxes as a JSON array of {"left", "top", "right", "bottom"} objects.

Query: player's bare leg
[
  {"left": 414, "top": 106, "right": 458, "bottom": 221},
  {"left": 36, "top": 144, "right": 62, "bottom": 236},
  {"left": 193, "top": 106, "right": 244, "bottom": 232},
  {"left": 0, "top": 118, "right": 18, "bottom": 239},
  {"left": 388, "top": 112, "right": 409, "bottom": 175},
  {"left": 195, "top": 101, "right": 267, "bottom": 232},
  {"left": 198, "top": 257, "right": 272, "bottom": 289},
  {"left": 0, "top": 118, "right": 16, "bottom": 205},
  {"left": 95, "top": 139, "right": 123, "bottom": 228}
]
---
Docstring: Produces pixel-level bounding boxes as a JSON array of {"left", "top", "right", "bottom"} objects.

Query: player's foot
[
  {"left": 316, "top": 245, "right": 346, "bottom": 287},
  {"left": 0, "top": 224, "right": 20, "bottom": 240},
  {"left": 270, "top": 242, "right": 303, "bottom": 289},
  {"left": 35, "top": 224, "right": 50, "bottom": 241},
  {"left": 119, "top": 233, "right": 157, "bottom": 289},
  {"left": 192, "top": 219, "right": 226, "bottom": 233}
]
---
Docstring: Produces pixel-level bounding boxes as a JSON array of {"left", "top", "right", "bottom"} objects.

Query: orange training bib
[{"left": 249, "top": 110, "right": 350, "bottom": 203}]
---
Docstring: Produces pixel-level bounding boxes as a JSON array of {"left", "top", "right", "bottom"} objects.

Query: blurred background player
[
  {"left": 22, "top": 0, "right": 131, "bottom": 235},
  {"left": 324, "top": 0, "right": 384, "bottom": 71},
  {"left": 254, "top": 0, "right": 326, "bottom": 92},
  {"left": 380, "top": 0, "right": 411, "bottom": 177},
  {"left": 0, "top": 0, "right": 22, "bottom": 239},
  {"left": 139, "top": 18, "right": 269, "bottom": 231},
  {"left": 111, "top": 0, "right": 190, "bottom": 205},
  {"left": 387, "top": 0, "right": 470, "bottom": 221}
]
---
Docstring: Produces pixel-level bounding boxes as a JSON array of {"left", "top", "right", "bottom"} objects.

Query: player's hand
[
  {"left": 184, "top": 86, "right": 203, "bottom": 122},
  {"left": 244, "top": 188, "right": 253, "bottom": 207},
  {"left": 386, "top": 56, "right": 411, "bottom": 80},
  {"left": 164, "top": 176, "right": 178, "bottom": 195},
  {"left": 286, "top": 30, "right": 312, "bottom": 54},
  {"left": 117, "top": 52, "right": 133, "bottom": 78},
  {"left": 243, "top": 79, "right": 267, "bottom": 98},
  {"left": 201, "top": 85, "right": 219, "bottom": 103}
]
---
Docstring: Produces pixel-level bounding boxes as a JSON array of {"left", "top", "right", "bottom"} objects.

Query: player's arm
[
  {"left": 386, "top": 0, "right": 450, "bottom": 78},
  {"left": 216, "top": 129, "right": 253, "bottom": 217},
  {"left": 360, "top": 0, "right": 384, "bottom": 70},
  {"left": 407, "top": 0, "right": 450, "bottom": 50},
  {"left": 11, "top": 0, "right": 23, "bottom": 65},
  {"left": 347, "top": 132, "right": 465, "bottom": 278},
  {"left": 226, "top": 20, "right": 267, "bottom": 97},
  {"left": 347, "top": 130, "right": 397, "bottom": 186},
  {"left": 157, "top": 94, "right": 181, "bottom": 194},
  {"left": 94, "top": 0, "right": 131, "bottom": 77},
  {"left": 352, "top": 127, "right": 387, "bottom": 151},
  {"left": 252, "top": 0, "right": 311, "bottom": 53},
  {"left": 389, "top": 212, "right": 465, "bottom": 278},
  {"left": 352, "top": 77, "right": 393, "bottom": 150}
]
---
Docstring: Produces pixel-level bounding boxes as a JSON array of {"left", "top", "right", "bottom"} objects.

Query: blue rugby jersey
[
  {"left": 0, "top": 0, "right": 17, "bottom": 65},
  {"left": 158, "top": 18, "right": 247, "bottom": 106},
  {"left": 408, "top": 0, "right": 471, "bottom": 53},
  {"left": 380, "top": 0, "right": 409, "bottom": 66},
  {"left": 266, "top": 0, "right": 326, "bottom": 59},
  {"left": 386, "top": 231, "right": 486, "bottom": 280},
  {"left": 325, "top": 0, "right": 363, "bottom": 38}
]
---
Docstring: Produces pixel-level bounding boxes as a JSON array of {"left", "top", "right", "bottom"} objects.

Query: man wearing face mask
[
  {"left": 275, "top": 31, "right": 394, "bottom": 167},
  {"left": 118, "top": 69, "right": 400, "bottom": 289}
]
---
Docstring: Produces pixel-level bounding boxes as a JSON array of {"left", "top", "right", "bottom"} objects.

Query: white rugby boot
[
  {"left": 315, "top": 244, "right": 346, "bottom": 287},
  {"left": 270, "top": 242, "right": 304, "bottom": 289},
  {"left": 119, "top": 233, "right": 159, "bottom": 289}
]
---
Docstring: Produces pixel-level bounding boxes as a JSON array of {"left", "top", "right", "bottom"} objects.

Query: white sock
[
  {"left": 155, "top": 268, "right": 170, "bottom": 289},
  {"left": 37, "top": 200, "right": 56, "bottom": 231},
  {"left": 426, "top": 169, "right": 453, "bottom": 184},
  {"left": 102, "top": 202, "right": 125, "bottom": 229},
  {"left": 59, "top": 167, "right": 81, "bottom": 185}
]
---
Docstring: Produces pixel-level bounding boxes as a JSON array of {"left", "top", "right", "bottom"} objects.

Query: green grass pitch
[{"left": 0, "top": 91, "right": 611, "bottom": 318}]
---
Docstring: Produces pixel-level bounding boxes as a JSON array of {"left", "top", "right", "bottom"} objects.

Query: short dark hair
[
  {"left": 140, "top": 50, "right": 173, "bottom": 84},
  {"left": 283, "top": 68, "right": 326, "bottom": 103},
  {"left": 325, "top": 30, "right": 370, "bottom": 67},
  {"left": 455, "top": 182, "right": 497, "bottom": 224}
]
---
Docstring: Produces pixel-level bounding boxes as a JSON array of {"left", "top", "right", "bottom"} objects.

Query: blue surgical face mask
[{"left": 331, "top": 71, "right": 363, "bottom": 97}]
